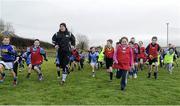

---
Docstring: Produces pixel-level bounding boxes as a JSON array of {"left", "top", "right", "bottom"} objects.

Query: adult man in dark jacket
[{"left": 52, "top": 23, "right": 75, "bottom": 85}]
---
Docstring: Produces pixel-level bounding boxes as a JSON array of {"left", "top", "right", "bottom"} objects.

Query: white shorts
[
  {"left": 0, "top": 61, "right": 14, "bottom": 70},
  {"left": 90, "top": 62, "right": 96, "bottom": 67}
]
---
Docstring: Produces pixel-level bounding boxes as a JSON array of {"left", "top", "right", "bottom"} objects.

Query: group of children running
[
  {"left": 0, "top": 36, "right": 47, "bottom": 86},
  {"left": 88, "top": 36, "right": 179, "bottom": 91},
  {"left": 0, "top": 35, "right": 179, "bottom": 91}
]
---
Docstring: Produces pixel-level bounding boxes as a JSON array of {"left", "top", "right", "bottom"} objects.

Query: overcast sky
[{"left": 0, "top": 0, "right": 180, "bottom": 47}]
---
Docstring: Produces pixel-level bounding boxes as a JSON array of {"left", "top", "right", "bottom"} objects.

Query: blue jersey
[
  {"left": 22, "top": 52, "right": 31, "bottom": 65},
  {"left": 0, "top": 45, "right": 16, "bottom": 62},
  {"left": 89, "top": 52, "right": 98, "bottom": 63}
]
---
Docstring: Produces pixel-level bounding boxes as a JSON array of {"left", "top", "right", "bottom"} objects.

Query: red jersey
[
  {"left": 71, "top": 49, "right": 80, "bottom": 61},
  {"left": 138, "top": 46, "right": 146, "bottom": 59},
  {"left": 104, "top": 46, "right": 114, "bottom": 59},
  {"left": 113, "top": 45, "right": 133, "bottom": 71},
  {"left": 30, "top": 47, "right": 43, "bottom": 65},
  {"left": 148, "top": 43, "right": 160, "bottom": 59}
]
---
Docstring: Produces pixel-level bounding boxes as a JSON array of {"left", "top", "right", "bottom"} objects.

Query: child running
[
  {"left": 26, "top": 39, "right": 48, "bottom": 81},
  {"left": 0, "top": 36, "right": 18, "bottom": 86},
  {"left": 113, "top": 37, "right": 133, "bottom": 91},
  {"left": 22, "top": 51, "right": 32, "bottom": 79},
  {"left": 129, "top": 37, "right": 140, "bottom": 78},
  {"left": 98, "top": 48, "right": 105, "bottom": 69},
  {"left": 138, "top": 41, "right": 146, "bottom": 71},
  {"left": 104, "top": 39, "right": 114, "bottom": 81},
  {"left": 164, "top": 48, "right": 175, "bottom": 74},
  {"left": 146, "top": 36, "right": 161, "bottom": 79},
  {"left": 89, "top": 47, "right": 99, "bottom": 77},
  {"left": 70, "top": 47, "right": 81, "bottom": 71}
]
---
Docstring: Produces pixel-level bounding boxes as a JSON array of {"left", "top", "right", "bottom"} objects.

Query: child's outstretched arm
[
  {"left": 26, "top": 47, "right": 31, "bottom": 56},
  {"left": 40, "top": 48, "right": 48, "bottom": 61},
  {"left": 113, "top": 47, "right": 118, "bottom": 64},
  {"left": 129, "top": 48, "right": 134, "bottom": 68}
]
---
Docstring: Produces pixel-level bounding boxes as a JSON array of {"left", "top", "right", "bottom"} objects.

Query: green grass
[{"left": 0, "top": 58, "right": 180, "bottom": 105}]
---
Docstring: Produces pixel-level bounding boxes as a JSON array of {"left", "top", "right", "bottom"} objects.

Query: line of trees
[{"left": 1, "top": 18, "right": 91, "bottom": 50}]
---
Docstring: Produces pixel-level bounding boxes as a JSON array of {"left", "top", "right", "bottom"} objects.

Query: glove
[{"left": 55, "top": 45, "right": 59, "bottom": 50}]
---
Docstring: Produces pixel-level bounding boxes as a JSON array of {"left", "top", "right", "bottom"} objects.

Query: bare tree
[
  {"left": 0, "top": 19, "right": 5, "bottom": 32},
  {"left": 0, "top": 19, "right": 15, "bottom": 34},
  {"left": 5, "top": 22, "right": 15, "bottom": 34},
  {"left": 76, "top": 34, "right": 89, "bottom": 50}
]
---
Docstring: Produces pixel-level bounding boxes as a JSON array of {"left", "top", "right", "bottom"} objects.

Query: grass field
[{"left": 0, "top": 57, "right": 180, "bottom": 105}]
